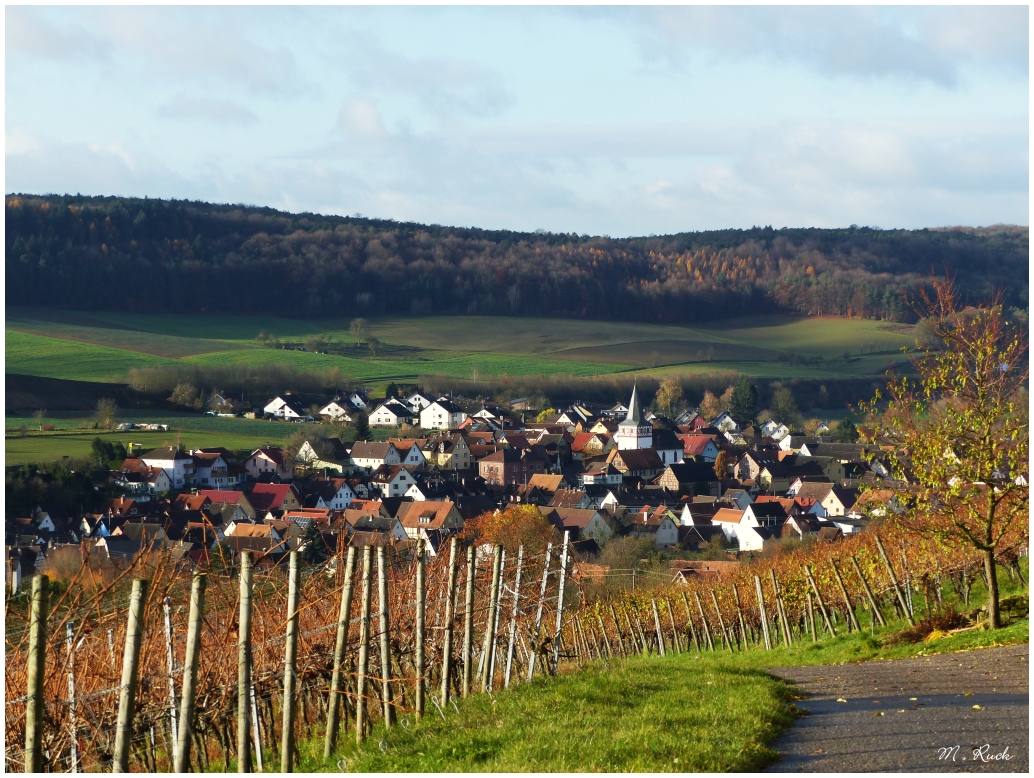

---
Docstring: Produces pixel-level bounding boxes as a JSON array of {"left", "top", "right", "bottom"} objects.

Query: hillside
[{"left": 6, "top": 195, "right": 1027, "bottom": 323}]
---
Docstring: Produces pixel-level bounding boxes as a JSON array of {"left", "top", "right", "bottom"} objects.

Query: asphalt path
[{"left": 765, "top": 644, "right": 1028, "bottom": 773}]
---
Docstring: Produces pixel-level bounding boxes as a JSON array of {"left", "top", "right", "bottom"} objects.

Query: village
[{"left": 5, "top": 382, "right": 895, "bottom": 591}]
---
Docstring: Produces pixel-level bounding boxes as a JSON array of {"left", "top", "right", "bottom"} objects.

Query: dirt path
[{"left": 765, "top": 644, "right": 1028, "bottom": 773}]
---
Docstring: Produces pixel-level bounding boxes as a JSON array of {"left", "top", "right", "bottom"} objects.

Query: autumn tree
[
  {"left": 654, "top": 378, "right": 684, "bottom": 417},
  {"left": 94, "top": 398, "right": 118, "bottom": 430},
  {"left": 718, "top": 385, "right": 735, "bottom": 413},
  {"left": 463, "top": 504, "right": 556, "bottom": 556},
  {"left": 32, "top": 409, "right": 46, "bottom": 432},
  {"left": 169, "top": 383, "right": 198, "bottom": 406},
  {"left": 860, "top": 280, "right": 1028, "bottom": 629},
  {"left": 699, "top": 390, "right": 720, "bottom": 420},
  {"left": 713, "top": 449, "right": 733, "bottom": 480}
]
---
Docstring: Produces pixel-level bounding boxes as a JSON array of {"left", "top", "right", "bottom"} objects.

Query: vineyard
[{"left": 4, "top": 522, "right": 1027, "bottom": 773}]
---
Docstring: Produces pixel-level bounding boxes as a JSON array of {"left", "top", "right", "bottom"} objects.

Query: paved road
[{"left": 765, "top": 644, "right": 1028, "bottom": 773}]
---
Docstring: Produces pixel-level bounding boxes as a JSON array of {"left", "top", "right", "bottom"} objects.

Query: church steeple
[
  {"left": 616, "top": 381, "right": 652, "bottom": 450},
  {"left": 625, "top": 382, "right": 642, "bottom": 424}
]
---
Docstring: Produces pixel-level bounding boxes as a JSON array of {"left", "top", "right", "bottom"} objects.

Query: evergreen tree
[
  {"left": 299, "top": 521, "right": 330, "bottom": 565},
  {"left": 728, "top": 377, "right": 759, "bottom": 425},
  {"left": 355, "top": 412, "right": 371, "bottom": 441}
]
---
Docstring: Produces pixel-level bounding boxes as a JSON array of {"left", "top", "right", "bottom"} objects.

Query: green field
[{"left": 6, "top": 308, "right": 917, "bottom": 386}]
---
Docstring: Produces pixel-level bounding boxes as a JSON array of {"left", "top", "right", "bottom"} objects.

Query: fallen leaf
[
  {"left": 874, "top": 711, "right": 885, "bottom": 717},
  {"left": 964, "top": 692, "right": 973, "bottom": 697},
  {"left": 836, "top": 698, "right": 847, "bottom": 703},
  {"left": 872, "top": 700, "right": 881, "bottom": 703},
  {"left": 898, "top": 710, "right": 906, "bottom": 713},
  {"left": 971, "top": 705, "right": 984, "bottom": 711},
  {"left": 811, "top": 749, "right": 824, "bottom": 755},
  {"left": 909, "top": 697, "right": 917, "bottom": 701}
]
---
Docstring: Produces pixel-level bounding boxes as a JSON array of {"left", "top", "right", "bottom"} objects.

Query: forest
[{"left": 5, "top": 194, "right": 1028, "bottom": 323}]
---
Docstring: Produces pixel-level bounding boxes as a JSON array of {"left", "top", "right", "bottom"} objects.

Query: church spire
[{"left": 625, "top": 382, "right": 642, "bottom": 424}]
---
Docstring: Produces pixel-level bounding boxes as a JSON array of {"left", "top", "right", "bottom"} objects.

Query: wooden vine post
[
  {"left": 753, "top": 575, "right": 772, "bottom": 651},
  {"left": 805, "top": 590, "right": 817, "bottom": 642},
  {"left": 24, "top": 574, "right": 49, "bottom": 774},
  {"left": 440, "top": 537, "right": 460, "bottom": 704},
  {"left": 281, "top": 551, "right": 301, "bottom": 772},
  {"left": 664, "top": 597, "right": 681, "bottom": 654},
  {"left": 504, "top": 545, "right": 525, "bottom": 688},
  {"left": 526, "top": 542, "right": 553, "bottom": 680},
  {"left": 174, "top": 571, "right": 207, "bottom": 772},
  {"left": 481, "top": 542, "right": 502, "bottom": 691},
  {"left": 693, "top": 591, "right": 715, "bottom": 651},
  {"left": 113, "top": 578, "right": 149, "bottom": 774},
  {"left": 377, "top": 545, "right": 395, "bottom": 729},
  {"left": 65, "top": 620, "right": 79, "bottom": 774},
  {"left": 609, "top": 604, "right": 627, "bottom": 656},
  {"left": 236, "top": 552, "right": 254, "bottom": 773},
  {"left": 355, "top": 545, "right": 374, "bottom": 745},
  {"left": 486, "top": 548, "right": 506, "bottom": 687},
  {"left": 415, "top": 538, "right": 427, "bottom": 720},
  {"left": 680, "top": 593, "right": 700, "bottom": 652},
  {"left": 830, "top": 559, "right": 861, "bottom": 632},
  {"left": 770, "top": 570, "right": 793, "bottom": 646},
  {"left": 731, "top": 584, "right": 748, "bottom": 651},
  {"left": 551, "top": 532, "right": 571, "bottom": 674},
  {"left": 324, "top": 546, "right": 357, "bottom": 758},
  {"left": 850, "top": 555, "right": 886, "bottom": 627},
  {"left": 461, "top": 545, "right": 476, "bottom": 696},
  {"left": 804, "top": 565, "right": 836, "bottom": 636},
  {"left": 651, "top": 599, "right": 666, "bottom": 657},
  {"left": 162, "top": 597, "right": 179, "bottom": 747},
  {"left": 709, "top": 590, "right": 733, "bottom": 651},
  {"left": 874, "top": 534, "right": 915, "bottom": 626}
]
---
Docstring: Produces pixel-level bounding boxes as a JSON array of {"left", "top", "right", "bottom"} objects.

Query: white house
[
  {"left": 736, "top": 523, "right": 774, "bottom": 552},
  {"left": 420, "top": 398, "right": 467, "bottom": 430},
  {"left": 710, "top": 507, "right": 745, "bottom": 543},
  {"left": 349, "top": 442, "right": 401, "bottom": 471},
  {"left": 370, "top": 399, "right": 417, "bottom": 427},
  {"left": 264, "top": 395, "right": 311, "bottom": 420},
  {"left": 141, "top": 447, "right": 195, "bottom": 490},
  {"left": 319, "top": 401, "right": 354, "bottom": 422},
  {"left": 406, "top": 392, "right": 434, "bottom": 412},
  {"left": 313, "top": 478, "right": 356, "bottom": 510},
  {"left": 711, "top": 412, "right": 739, "bottom": 433},
  {"left": 372, "top": 465, "right": 414, "bottom": 498},
  {"left": 391, "top": 441, "right": 427, "bottom": 468},
  {"left": 190, "top": 451, "right": 228, "bottom": 489}
]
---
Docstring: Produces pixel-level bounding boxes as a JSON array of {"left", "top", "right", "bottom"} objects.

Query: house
[
  {"left": 679, "top": 501, "right": 720, "bottom": 526},
  {"left": 742, "top": 501, "right": 788, "bottom": 530},
  {"left": 421, "top": 435, "right": 472, "bottom": 471},
  {"left": 711, "top": 412, "right": 738, "bottom": 432},
  {"left": 791, "top": 482, "right": 857, "bottom": 518},
  {"left": 350, "top": 442, "right": 401, "bottom": 471},
  {"left": 607, "top": 448, "right": 665, "bottom": 480},
  {"left": 527, "top": 473, "right": 568, "bottom": 495},
  {"left": 190, "top": 451, "right": 229, "bottom": 489},
  {"left": 370, "top": 399, "right": 418, "bottom": 427},
  {"left": 225, "top": 522, "right": 281, "bottom": 542},
  {"left": 679, "top": 434, "right": 720, "bottom": 463},
  {"left": 244, "top": 447, "right": 293, "bottom": 481},
  {"left": 570, "top": 432, "right": 613, "bottom": 460},
  {"left": 630, "top": 506, "right": 680, "bottom": 550},
  {"left": 389, "top": 440, "right": 427, "bottom": 468},
  {"left": 655, "top": 461, "right": 721, "bottom": 497},
  {"left": 371, "top": 465, "right": 415, "bottom": 497},
  {"left": 710, "top": 507, "right": 746, "bottom": 543},
  {"left": 346, "top": 391, "right": 372, "bottom": 412},
  {"left": 651, "top": 428, "right": 684, "bottom": 465},
  {"left": 318, "top": 400, "right": 354, "bottom": 422},
  {"left": 420, "top": 398, "right": 467, "bottom": 430},
  {"left": 296, "top": 438, "right": 352, "bottom": 472},
  {"left": 309, "top": 478, "right": 356, "bottom": 510},
  {"left": 117, "top": 464, "right": 172, "bottom": 494},
  {"left": 247, "top": 483, "right": 301, "bottom": 513},
  {"left": 263, "top": 395, "right": 312, "bottom": 421},
  {"left": 397, "top": 501, "right": 464, "bottom": 540},
  {"left": 140, "top": 446, "right": 196, "bottom": 490},
  {"left": 736, "top": 523, "right": 776, "bottom": 553},
  {"left": 199, "top": 490, "right": 258, "bottom": 520},
  {"left": 721, "top": 488, "right": 753, "bottom": 511},
  {"left": 406, "top": 392, "right": 434, "bottom": 412},
  {"left": 580, "top": 464, "right": 623, "bottom": 487},
  {"left": 478, "top": 448, "right": 547, "bottom": 485},
  {"left": 540, "top": 507, "right": 614, "bottom": 547}
]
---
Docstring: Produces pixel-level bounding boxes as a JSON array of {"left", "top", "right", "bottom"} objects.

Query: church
[{"left": 614, "top": 384, "right": 653, "bottom": 450}]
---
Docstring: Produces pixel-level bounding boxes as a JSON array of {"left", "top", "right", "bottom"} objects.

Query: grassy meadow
[{"left": 6, "top": 307, "right": 917, "bottom": 386}]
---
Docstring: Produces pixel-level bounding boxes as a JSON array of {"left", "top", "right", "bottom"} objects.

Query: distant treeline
[
  {"left": 6, "top": 194, "right": 1028, "bottom": 323},
  {"left": 124, "top": 363, "right": 878, "bottom": 416}
]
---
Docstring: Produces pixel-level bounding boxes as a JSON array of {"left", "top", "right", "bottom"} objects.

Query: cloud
[
  {"left": 338, "top": 97, "right": 387, "bottom": 138},
  {"left": 6, "top": 10, "right": 111, "bottom": 62},
  {"left": 157, "top": 93, "right": 259, "bottom": 125},
  {"left": 339, "top": 33, "right": 515, "bottom": 120},
  {"left": 617, "top": 6, "right": 1028, "bottom": 86}
]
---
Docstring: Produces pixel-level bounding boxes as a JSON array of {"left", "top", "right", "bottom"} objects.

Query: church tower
[{"left": 615, "top": 383, "right": 653, "bottom": 450}]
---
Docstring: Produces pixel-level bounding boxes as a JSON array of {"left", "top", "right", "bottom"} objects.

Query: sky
[{"left": 5, "top": 4, "right": 1029, "bottom": 236}]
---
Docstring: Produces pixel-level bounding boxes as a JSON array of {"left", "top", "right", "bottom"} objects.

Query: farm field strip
[{"left": 5, "top": 330, "right": 177, "bottom": 381}]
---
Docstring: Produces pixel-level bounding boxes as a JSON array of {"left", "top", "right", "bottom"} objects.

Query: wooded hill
[{"left": 6, "top": 194, "right": 1027, "bottom": 323}]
